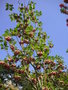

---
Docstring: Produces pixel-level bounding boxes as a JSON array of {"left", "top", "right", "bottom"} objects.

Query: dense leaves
[
  {"left": 0, "top": 1, "right": 68, "bottom": 90},
  {"left": 59, "top": 0, "right": 68, "bottom": 26}
]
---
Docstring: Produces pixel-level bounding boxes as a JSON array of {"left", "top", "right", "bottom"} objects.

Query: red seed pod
[
  {"left": 19, "top": 41, "right": 24, "bottom": 45},
  {"left": 35, "top": 38, "right": 38, "bottom": 42},
  {"left": 36, "top": 65, "right": 41, "bottom": 69},
  {"left": 48, "top": 71, "right": 57, "bottom": 76},
  {"left": 18, "top": 34, "right": 21, "bottom": 38},
  {"left": 42, "top": 87, "right": 48, "bottom": 90},
  {"left": 25, "top": 7, "right": 28, "bottom": 11},
  {"left": 20, "top": 70, "right": 24, "bottom": 74},
  {"left": 23, "top": 57, "right": 28, "bottom": 61},
  {"left": 59, "top": 4, "right": 64, "bottom": 8},
  {"left": 44, "top": 47, "right": 48, "bottom": 51},
  {"left": 37, "top": 51, "right": 43, "bottom": 56},
  {"left": 14, "top": 50, "right": 20, "bottom": 55},
  {"left": 48, "top": 73, "right": 52, "bottom": 77},
  {"left": 11, "top": 64, "right": 16, "bottom": 67},
  {"left": 58, "top": 70, "right": 63, "bottom": 73},
  {"left": 49, "top": 44, "right": 53, "bottom": 48},
  {"left": 29, "top": 32, "right": 34, "bottom": 38},
  {"left": 52, "top": 71, "right": 57, "bottom": 75},
  {"left": 19, "top": 7, "right": 23, "bottom": 10},
  {"left": 64, "top": 0, "right": 68, "bottom": 3},
  {"left": 23, "top": 57, "right": 30, "bottom": 64},
  {"left": 18, "top": 70, "right": 22, "bottom": 74},
  {"left": 5, "top": 36, "right": 11, "bottom": 41},
  {"left": 8, "top": 57, "right": 13, "bottom": 62},
  {"left": 29, "top": 57, "right": 35, "bottom": 61},
  {"left": 23, "top": 31, "right": 27, "bottom": 35},
  {"left": 16, "top": 19, "right": 21, "bottom": 22},
  {"left": 32, "top": 78, "right": 37, "bottom": 84},
  {"left": 10, "top": 44, "right": 15, "bottom": 51},
  {"left": 59, "top": 64, "right": 62, "bottom": 66},
  {"left": 51, "top": 61, "right": 56, "bottom": 66},
  {"left": 39, "top": 75, "right": 43, "bottom": 80},
  {"left": 18, "top": 28, "right": 21, "bottom": 32},
  {"left": 24, "top": 24, "right": 28, "bottom": 29},
  {"left": 44, "top": 60, "right": 51, "bottom": 64},
  {"left": 15, "top": 58, "right": 19, "bottom": 62},
  {"left": 4, "top": 63, "right": 10, "bottom": 69},
  {"left": 15, "top": 69, "right": 19, "bottom": 73},
  {"left": 32, "top": 16, "right": 35, "bottom": 20},
  {"left": 0, "top": 61, "right": 5, "bottom": 65},
  {"left": 14, "top": 76, "right": 21, "bottom": 81},
  {"left": 23, "top": 39, "right": 29, "bottom": 44},
  {"left": 59, "top": 80, "right": 64, "bottom": 86},
  {"left": 32, "top": 29, "right": 36, "bottom": 32},
  {"left": 26, "top": 60, "right": 30, "bottom": 64}
]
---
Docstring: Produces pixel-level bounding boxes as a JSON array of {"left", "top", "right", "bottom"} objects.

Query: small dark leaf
[
  {"left": 5, "top": 3, "right": 9, "bottom": 10},
  {"left": 4, "top": 40, "right": 7, "bottom": 47},
  {"left": 0, "top": 36, "right": 3, "bottom": 42},
  {"left": 0, "top": 44, "right": 4, "bottom": 49},
  {"left": 66, "top": 49, "right": 68, "bottom": 53}
]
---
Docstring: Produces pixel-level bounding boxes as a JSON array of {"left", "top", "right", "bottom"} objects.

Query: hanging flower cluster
[{"left": 59, "top": 0, "right": 68, "bottom": 26}]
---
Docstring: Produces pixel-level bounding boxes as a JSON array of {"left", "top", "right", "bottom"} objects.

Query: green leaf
[
  {"left": 0, "top": 44, "right": 4, "bottom": 49},
  {"left": 16, "top": 23, "right": 20, "bottom": 28},
  {"left": 11, "top": 27, "right": 18, "bottom": 36},
  {"left": 9, "top": 7, "right": 13, "bottom": 11},
  {"left": 5, "top": 3, "right": 9, "bottom": 10},
  {"left": 3, "top": 29, "right": 10, "bottom": 37},
  {"left": 39, "top": 11, "right": 42, "bottom": 15},
  {"left": 10, "top": 28, "right": 13, "bottom": 32},
  {"left": 9, "top": 4, "right": 14, "bottom": 11},
  {"left": 9, "top": 14, "right": 14, "bottom": 21},
  {"left": 35, "top": 10, "right": 42, "bottom": 16},
  {"left": 38, "top": 27, "right": 42, "bottom": 31},
  {"left": 5, "top": 46, "right": 8, "bottom": 50},
  {"left": 4, "top": 40, "right": 7, "bottom": 47},
  {"left": 38, "top": 32, "right": 41, "bottom": 36},
  {"left": 66, "top": 49, "right": 68, "bottom": 53},
  {"left": 13, "top": 40, "right": 16, "bottom": 45},
  {"left": 25, "top": 25, "right": 33, "bottom": 33},
  {"left": 33, "top": 3, "right": 35, "bottom": 9},
  {"left": 47, "top": 36, "right": 50, "bottom": 39},
  {"left": 38, "top": 21, "right": 42, "bottom": 26},
  {"left": 21, "top": 3, "right": 23, "bottom": 6},
  {"left": 29, "top": 4, "right": 32, "bottom": 10},
  {"left": 0, "top": 36, "right": 3, "bottom": 42},
  {"left": 5, "top": 3, "right": 14, "bottom": 11},
  {"left": 60, "top": 8, "right": 65, "bottom": 13}
]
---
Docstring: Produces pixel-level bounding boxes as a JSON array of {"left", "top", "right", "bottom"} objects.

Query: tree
[
  {"left": 59, "top": 0, "right": 68, "bottom": 26},
  {"left": 0, "top": 1, "right": 68, "bottom": 90}
]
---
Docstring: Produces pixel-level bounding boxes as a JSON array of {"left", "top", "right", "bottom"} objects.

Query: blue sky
[{"left": 0, "top": 0, "right": 68, "bottom": 67}]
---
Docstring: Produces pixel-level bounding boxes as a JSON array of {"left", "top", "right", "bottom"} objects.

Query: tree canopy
[{"left": 0, "top": 1, "right": 68, "bottom": 90}]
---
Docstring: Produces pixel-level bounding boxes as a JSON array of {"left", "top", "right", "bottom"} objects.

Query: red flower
[{"left": 59, "top": 4, "right": 64, "bottom": 8}]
